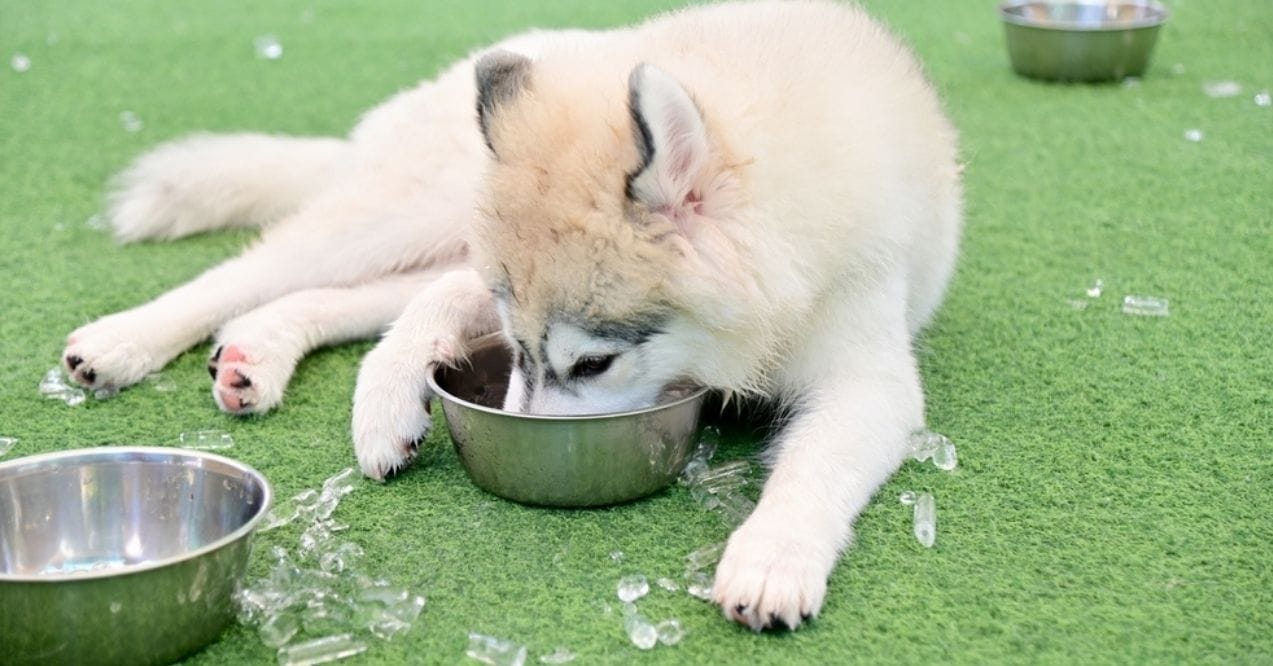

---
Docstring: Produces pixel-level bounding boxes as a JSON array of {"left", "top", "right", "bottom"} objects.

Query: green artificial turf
[{"left": 2, "top": 0, "right": 1270, "bottom": 663}]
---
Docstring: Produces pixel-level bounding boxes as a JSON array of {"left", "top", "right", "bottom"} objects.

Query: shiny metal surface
[
  {"left": 999, "top": 1, "right": 1168, "bottom": 81},
  {"left": 429, "top": 336, "right": 708, "bottom": 507},
  {"left": 0, "top": 447, "right": 272, "bottom": 665}
]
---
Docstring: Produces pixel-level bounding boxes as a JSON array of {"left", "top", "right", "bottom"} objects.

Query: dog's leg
[
  {"left": 207, "top": 269, "right": 443, "bottom": 415},
  {"left": 351, "top": 269, "right": 498, "bottom": 480},
  {"left": 711, "top": 284, "right": 924, "bottom": 631}
]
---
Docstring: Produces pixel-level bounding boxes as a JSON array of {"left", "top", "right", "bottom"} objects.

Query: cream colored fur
[{"left": 65, "top": 1, "right": 960, "bottom": 633}]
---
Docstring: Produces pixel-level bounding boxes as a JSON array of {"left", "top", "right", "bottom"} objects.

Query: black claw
[
  {"left": 735, "top": 603, "right": 748, "bottom": 616},
  {"left": 801, "top": 612, "right": 813, "bottom": 622},
  {"left": 770, "top": 614, "right": 791, "bottom": 631},
  {"left": 211, "top": 346, "right": 223, "bottom": 362},
  {"left": 66, "top": 355, "right": 83, "bottom": 370},
  {"left": 208, "top": 364, "right": 218, "bottom": 379},
  {"left": 82, "top": 368, "right": 96, "bottom": 384},
  {"left": 230, "top": 370, "right": 252, "bottom": 389},
  {"left": 237, "top": 400, "right": 255, "bottom": 412}
]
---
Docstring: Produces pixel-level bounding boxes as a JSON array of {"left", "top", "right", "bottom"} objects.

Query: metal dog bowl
[
  {"left": 428, "top": 336, "right": 708, "bottom": 507},
  {"left": 0, "top": 447, "right": 272, "bottom": 665},
  {"left": 999, "top": 0, "right": 1169, "bottom": 81}
]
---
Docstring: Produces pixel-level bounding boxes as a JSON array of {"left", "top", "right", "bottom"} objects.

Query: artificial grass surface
[{"left": 2, "top": 0, "right": 1270, "bottom": 663}]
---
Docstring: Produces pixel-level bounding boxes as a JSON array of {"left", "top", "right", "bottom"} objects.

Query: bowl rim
[
  {"left": 427, "top": 337, "right": 710, "bottom": 422},
  {"left": 998, "top": 0, "right": 1170, "bottom": 31},
  {"left": 0, "top": 446, "right": 273, "bottom": 583}
]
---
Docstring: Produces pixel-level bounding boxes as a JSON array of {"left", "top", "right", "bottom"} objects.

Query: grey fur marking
[{"left": 475, "top": 51, "right": 532, "bottom": 155}]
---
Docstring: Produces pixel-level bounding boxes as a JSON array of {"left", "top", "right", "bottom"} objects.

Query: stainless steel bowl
[
  {"left": 0, "top": 447, "right": 272, "bottom": 665},
  {"left": 999, "top": 0, "right": 1169, "bottom": 82},
  {"left": 428, "top": 336, "right": 708, "bottom": 507}
]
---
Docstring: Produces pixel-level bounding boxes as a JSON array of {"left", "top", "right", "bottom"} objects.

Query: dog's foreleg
[
  {"left": 712, "top": 286, "right": 924, "bottom": 631},
  {"left": 351, "top": 269, "right": 498, "bottom": 480},
  {"left": 208, "top": 269, "right": 444, "bottom": 415}
]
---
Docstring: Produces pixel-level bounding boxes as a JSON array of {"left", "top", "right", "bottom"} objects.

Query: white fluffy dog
[{"left": 64, "top": 1, "right": 961, "bottom": 631}]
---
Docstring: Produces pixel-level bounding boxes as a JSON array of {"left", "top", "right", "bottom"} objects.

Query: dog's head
[{"left": 471, "top": 51, "right": 750, "bottom": 415}]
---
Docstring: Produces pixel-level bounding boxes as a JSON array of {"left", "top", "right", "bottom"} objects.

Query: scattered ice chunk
[
  {"left": 94, "top": 385, "right": 120, "bottom": 401},
  {"left": 119, "top": 111, "right": 143, "bottom": 133},
  {"left": 1171, "top": 63, "right": 1186, "bottom": 76},
  {"left": 144, "top": 372, "right": 177, "bottom": 392},
  {"left": 913, "top": 493, "right": 936, "bottom": 548},
  {"left": 685, "top": 542, "right": 725, "bottom": 571},
  {"left": 617, "top": 574, "right": 649, "bottom": 603},
  {"left": 255, "top": 35, "right": 284, "bottom": 60},
  {"left": 1256, "top": 91, "right": 1272, "bottom": 107},
  {"left": 932, "top": 437, "right": 958, "bottom": 471},
  {"left": 1065, "top": 299, "right": 1089, "bottom": 311},
  {"left": 538, "top": 647, "right": 576, "bottom": 664},
  {"left": 656, "top": 619, "right": 686, "bottom": 646},
  {"left": 11, "top": 52, "right": 30, "bottom": 72},
  {"left": 259, "top": 612, "right": 301, "bottom": 648},
  {"left": 1121, "top": 76, "right": 1141, "bottom": 88},
  {"left": 63, "top": 390, "right": 87, "bottom": 406},
  {"left": 1086, "top": 278, "right": 1104, "bottom": 298},
  {"left": 110, "top": 601, "right": 122, "bottom": 613},
  {"left": 684, "top": 571, "right": 713, "bottom": 601},
  {"left": 276, "top": 633, "right": 367, "bottom": 665},
  {"left": 1183, "top": 129, "right": 1204, "bottom": 143},
  {"left": 678, "top": 458, "right": 709, "bottom": 487},
  {"left": 623, "top": 611, "right": 658, "bottom": 650},
  {"left": 899, "top": 490, "right": 917, "bottom": 506},
  {"left": 39, "top": 367, "right": 87, "bottom": 406},
  {"left": 260, "top": 503, "right": 300, "bottom": 533},
  {"left": 178, "top": 429, "right": 234, "bottom": 450},
  {"left": 908, "top": 429, "right": 949, "bottom": 462},
  {"left": 0, "top": 437, "right": 16, "bottom": 456},
  {"left": 1202, "top": 80, "right": 1242, "bottom": 98},
  {"left": 466, "top": 632, "right": 527, "bottom": 666},
  {"left": 608, "top": 550, "right": 624, "bottom": 563},
  {"left": 369, "top": 594, "right": 425, "bottom": 640},
  {"left": 715, "top": 493, "right": 755, "bottom": 527},
  {"left": 1121, "top": 295, "right": 1169, "bottom": 317},
  {"left": 655, "top": 577, "right": 680, "bottom": 593},
  {"left": 696, "top": 425, "right": 721, "bottom": 462}
]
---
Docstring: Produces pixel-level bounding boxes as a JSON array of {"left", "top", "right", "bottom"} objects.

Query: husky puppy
[{"left": 64, "top": 1, "right": 960, "bottom": 631}]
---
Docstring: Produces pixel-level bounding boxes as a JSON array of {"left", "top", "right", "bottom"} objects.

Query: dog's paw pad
[{"left": 209, "top": 344, "right": 288, "bottom": 415}]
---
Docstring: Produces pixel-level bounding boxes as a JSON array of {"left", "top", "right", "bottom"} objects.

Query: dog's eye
[{"left": 569, "top": 354, "right": 616, "bottom": 379}]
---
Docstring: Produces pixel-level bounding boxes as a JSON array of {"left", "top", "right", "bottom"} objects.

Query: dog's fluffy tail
[{"left": 107, "top": 133, "right": 350, "bottom": 243}]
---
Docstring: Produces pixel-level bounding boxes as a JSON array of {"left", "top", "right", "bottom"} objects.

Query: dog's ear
[
  {"left": 624, "top": 63, "right": 709, "bottom": 218},
  {"left": 475, "top": 51, "right": 532, "bottom": 157}
]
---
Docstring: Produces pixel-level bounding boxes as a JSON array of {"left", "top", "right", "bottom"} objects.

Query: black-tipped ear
[
  {"left": 624, "top": 63, "right": 708, "bottom": 212},
  {"left": 475, "top": 51, "right": 532, "bottom": 156}
]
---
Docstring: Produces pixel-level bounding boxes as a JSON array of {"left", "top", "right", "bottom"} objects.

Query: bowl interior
[
  {"left": 434, "top": 341, "right": 513, "bottom": 410},
  {"left": 1002, "top": 1, "right": 1167, "bottom": 30},
  {"left": 0, "top": 449, "right": 269, "bottom": 579}
]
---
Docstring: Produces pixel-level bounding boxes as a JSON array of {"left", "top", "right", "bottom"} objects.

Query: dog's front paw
[
  {"left": 207, "top": 343, "right": 294, "bottom": 415},
  {"left": 712, "top": 514, "right": 836, "bottom": 631},
  {"left": 351, "top": 344, "right": 433, "bottom": 481},
  {"left": 63, "top": 317, "right": 160, "bottom": 390}
]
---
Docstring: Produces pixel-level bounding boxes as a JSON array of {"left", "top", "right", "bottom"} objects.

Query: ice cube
[
  {"left": 119, "top": 111, "right": 143, "bottom": 133},
  {"left": 898, "top": 490, "right": 917, "bottom": 506},
  {"left": 655, "top": 577, "right": 680, "bottom": 593},
  {"left": 11, "top": 52, "right": 30, "bottom": 72},
  {"left": 1202, "top": 80, "right": 1242, "bottom": 98},
  {"left": 1086, "top": 278, "right": 1104, "bottom": 298},
  {"left": 624, "top": 612, "right": 658, "bottom": 650},
  {"left": 932, "top": 437, "right": 958, "bottom": 471},
  {"left": 538, "top": 647, "right": 577, "bottom": 664},
  {"left": 465, "top": 632, "right": 527, "bottom": 666},
  {"left": 685, "top": 542, "right": 725, "bottom": 571},
  {"left": 178, "top": 430, "right": 234, "bottom": 450},
  {"left": 254, "top": 35, "right": 284, "bottom": 60},
  {"left": 1256, "top": 91, "right": 1272, "bottom": 107},
  {"left": 913, "top": 493, "right": 936, "bottom": 548},
  {"left": 94, "top": 385, "right": 120, "bottom": 400},
  {"left": 1183, "top": 129, "right": 1204, "bottom": 143},
  {"left": 39, "top": 367, "right": 69, "bottom": 395},
  {"left": 908, "top": 429, "right": 944, "bottom": 462},
  {"left": 259, "top": 612, "right": 301, "bottom": 648},
  {"left": 608, "top": 550, "right": 624, "bottom": 563},
  {"left": 369, "top": 594, "right": 425, "bottom": 640},
  {"left": 684, "top": 571, "right": 713, "bottom": 601},
  {"left": 145, "top": 372, "right": 178, "bottom": 392},
  {"left": 321, "top": 467, "right": 358, "bottom": 498},
  {"left": 617, "top": 574, "right": 649, "bottom": 603},
  {"left": 715, "top": 493, "right": 755, "bottom": 527},
  {"left": 63, "top": 389, "right": 86, "bottom": 406},
  {"left": 1122, "top": 295, "right": 1169, "bottom": 317},
  {"left": 0, "top": 437, "right": 16, "bottom": 456},
  {"left": 259, "top": 504, "right": 300, "bottom": 533},
  {"left": 656, "top": 619, "right": 686, "bottom": 646},
  {"left": 276, "top": 633, "right": 367, "bottom": 665}
]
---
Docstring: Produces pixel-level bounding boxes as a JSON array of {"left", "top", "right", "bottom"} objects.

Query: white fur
[{"left": 69, "top": 1, "right": 960, "bottom": 633}]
